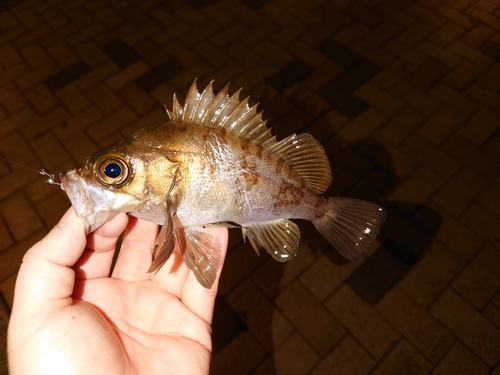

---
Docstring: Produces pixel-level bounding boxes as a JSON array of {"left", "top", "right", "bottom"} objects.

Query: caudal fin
[{"left": 313, "top": 197, "right": 387, "bottom": 260}]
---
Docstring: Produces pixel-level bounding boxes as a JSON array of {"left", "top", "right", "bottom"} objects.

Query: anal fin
[{"left": 242, "top": 219, "right": 300, "bottom": 262}]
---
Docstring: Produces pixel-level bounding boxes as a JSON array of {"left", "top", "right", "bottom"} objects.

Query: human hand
[{"left": 7, "top": 207, "right": 228, "bottom": 375}]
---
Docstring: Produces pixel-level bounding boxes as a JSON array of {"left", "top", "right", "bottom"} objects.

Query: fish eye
[
  {"left": 103, "top": 163, "right": 122, "bottom": 178},
  {"left": 94, "top": 155, "right": 131, "bottom": 187}
]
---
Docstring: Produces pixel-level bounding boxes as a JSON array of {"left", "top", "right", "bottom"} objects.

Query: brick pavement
[{"left": 1, "top": 0, "right": 500, "bottom": 374}]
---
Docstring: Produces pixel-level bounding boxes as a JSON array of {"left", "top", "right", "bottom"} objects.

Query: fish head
[{"left": 60, "top": 145, "right": 174, "bottom": 233}]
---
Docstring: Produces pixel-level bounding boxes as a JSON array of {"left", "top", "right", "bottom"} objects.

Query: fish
[{"left": 60, "top": 80, "right": 386, "bottom": 288}]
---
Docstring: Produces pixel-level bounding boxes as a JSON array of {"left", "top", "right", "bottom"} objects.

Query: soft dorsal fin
[
  {"left": 268, "top": 133, "right": 332, "bottom": 194},
  {"left": 167, "top": 80, "right": 332, "bottom": 193},
  {"left": 167, "top": 79, "right": 275, "bottom": 146}
]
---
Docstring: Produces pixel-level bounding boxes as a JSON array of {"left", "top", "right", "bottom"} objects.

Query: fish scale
[{"left": 60, "top": 79, "right": 387, "bottom": 288}]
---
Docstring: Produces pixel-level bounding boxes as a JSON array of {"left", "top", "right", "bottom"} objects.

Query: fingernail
[{"left": 56, "top": 207, "right": 75, "bottom": 228}]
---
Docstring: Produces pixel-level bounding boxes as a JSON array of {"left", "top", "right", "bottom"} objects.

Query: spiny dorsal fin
[
  {"left": 168, "top": 79, "right": 275, "bottom": 145},
  {"left": 168, "top": 80, "right": 332, "bottom": 193}
]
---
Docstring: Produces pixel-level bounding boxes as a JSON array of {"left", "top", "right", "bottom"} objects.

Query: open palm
[{"left": 8, "top": 208, "right": 228, "bottom": 375}]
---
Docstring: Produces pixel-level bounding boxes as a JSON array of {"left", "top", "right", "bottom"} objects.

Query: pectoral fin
[
  {"left": 148, "top": 202, "right": 175, "bottom": 273},
  {"left": 242, "top": 219, "right": 300, "bottom": 262},
  {"left": 176, "top": 226, "right": 222, "bottom": 288}
]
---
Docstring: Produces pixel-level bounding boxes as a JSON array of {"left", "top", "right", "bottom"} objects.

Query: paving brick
[
  {"left": 211, "top": 331, "right": 266, "bottom": 375},
  {"left": 453, "top": 245, "right": 500, "bottom": 310},
  {"left": 392, "top": 83, "right": 442, "bottom": 116},
  {"left": 55, "top": 83, "right": 91, "bottom": 115},
  {"left": 21, "top": 106, "right": 71, "bottom": 141},
  {"left": 0, "top": 191, "right": 44, "bottom": 242},
  {"left": 0, "top": 217, "right": 14, "bottom": 253},
  {"left": 41, "top": 7, "right": 70, "bottom": 29},
  {"left": 432, "top": 167, "right": 489, "bottom": 217},
  {"left": 0, "top": 43, "right": 23, "bottom": 69},
  {"left": 19, "top": 43, "right": 51, "bottom": 69},
  {"left": 396, "top": 21, "right": 434, "bottom": 45},
  {"left": 106, "top": 61, "right": 150, "bottom": 90},
  {"left": 399, "top": 240, "right": 465, "bottom": 307},
  {"left": 407, "top": 3, "right": 446, "bottom": 27},
  {"left": 87, "top": 106, "right": 137, "bottom": 143},
  {"left": 251, "top": 333, "right": 319, "bottom": 375},
  {"left": 443, "top": 135, "right": 500, "bottom": 180},
  {"left": 370, "top": 339, "right": 433, "bottom": 375},
  {"left": 276, "top": 280, "right": 345, "bottom": 355},
  {"left": 417, "top": 106, "right": 467, "bottom": 145},
  {"left": 465, "top": 5, "right": 500, "bottom": 32},
  {"left": 326, "top": 284, "right": 399, "bottom": 359},
  {"left": 62, "top": 132, "right": 98, "bottom": 163},
  {"left": 376, "top": 285, "right": 454, "bottom": 363},
  {"left": 484, "top": 288, "right": 500, "bottom": 328},
  {"left": 85, "top": 83, "right": 123, "bottom": 114},
  {"left": 13, "top": 24, "right": 52, "bottom": 49},
  {"left": 389, "top": 166, "right": 444, "bottom": 204},
  {"left": 136, "top": 59, "right": 185, "bottom": 92},
  {"left": 0, "top": 107, "right": 37, "bottom": 138},
  {"left": 378, "top": 3, "right": 415, "bottom": 26},
  {"left": 0, "top": 10, "right": 19, "bottom": 30},
  {"left": 0, "top": 84, "right": 27, "bottom": 114},
  {"left": 428, "top": 21, "right": 466, "bottom": 46},
  {"left": 226, "top": 279, "right": 292, "bottom": 351},
  {"left": 67, "top": 23, "right": 106, "bottom": 47},
  {"left": 427, "top": 84, "right": 479, "bottom": 116},
  {"left": 431, "top": 288, "right": 500, "bottom": 366},
  {"left": 416, "top": 40, "right": 462, "bottom": 68},
  {"left": 35, "top": 191, "right": 70, "bottom": 229},
  {"left": 459, "top": 108, "right": 500, "bottom": 146},
  {"left": 441, "top": 60, "right": 483, "bottom": 90},
  {"left": 351, "top": 39, "right": 394, "bottom": 67},
  {"left": 435, "top": 212, "right": 484, "bottom": 260},
  {"left": 251, "top": 238, "right": 316, "bottom": 298},
  {"left": 378, "top": 108, "right": 423, "bottom": 145},
  {"left": 338, "top": 108, "right": 388, "bottom": 144},
  {"left": 31, "top": 132, "right": 71, "bottom": 170},
  {"left": 17, "top": 62, "right": 60, "bottom": 91},
  {"left": 300, "top": 250, "right": 362, "bottom": 301},
  {"left": 460, "top": 22, "right": 496, "bottom": 47},
  {"left": 0, "top": 228, "right": 46, "bottom": 281},
  {"left": 53, "top": 106, "right": 103, "bottom": 140},
  {"left": 462, "top": 203, "right": 500, "bottom": 249},
  {"left": 25, "top": 84, "right": 58, "bottom": 114},
  {"left": 39, "top": 24, "right": 79, "bottom": 49},
  {"left": 47, "top": 42, "right": 80, "bottom": 69},
  {"left": 436, "top": 4, "right": 477, "bottom": 28},
  {"left": 75, "top": 61, "right": 120, "bottom": 90},
  {"left": 448, "top": 41, "right": 494, "bottom": 68},
  {"left": 365, "top": 21, "right": 403, "bottom": 46},
  {"left": 309, "top": 335, "right": 375, "bottom": 375},
  {"left": 0, "top": 167, "right": 41, "bottom": 201},
  {"left": 431, "top": 342, "right": 490, "bottom": 375},
  {"left": 218, "top": 241, "right": 267, "bottom": 295}
]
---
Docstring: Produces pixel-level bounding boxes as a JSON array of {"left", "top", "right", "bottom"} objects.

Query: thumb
[{"left": 11, "top": 207, "right": 87, "bottom": 315}]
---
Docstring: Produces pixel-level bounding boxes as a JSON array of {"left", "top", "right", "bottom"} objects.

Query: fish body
[{"left": 61, "top": 80, "right": 386, "bottom": 287}]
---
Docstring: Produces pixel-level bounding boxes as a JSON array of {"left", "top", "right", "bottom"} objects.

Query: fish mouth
[{"left": 60, "top": 170, "right": 117, "bottom": 233}]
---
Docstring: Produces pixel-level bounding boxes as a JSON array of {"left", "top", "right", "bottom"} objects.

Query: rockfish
[{"left": 61, "top": 80, "right": 386, "bottom": 288}]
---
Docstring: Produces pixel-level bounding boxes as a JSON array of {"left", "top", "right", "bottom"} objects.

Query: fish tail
[{"left": 313, "top": 197, "right": 387, "bottom": 260}]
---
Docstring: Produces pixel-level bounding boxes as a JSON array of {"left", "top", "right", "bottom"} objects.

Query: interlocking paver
[
  {"left": 431, "top": 288, "right": 500, "bottom": 366},
  {"left": 376, "top": 285, "right": 454, "bottom": 363},
  {"left": 1, "top": 0, "right": 500, "bottom": 373},
  {"left": 326, "top": 284, "right": 399, "bottom": 359}
]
